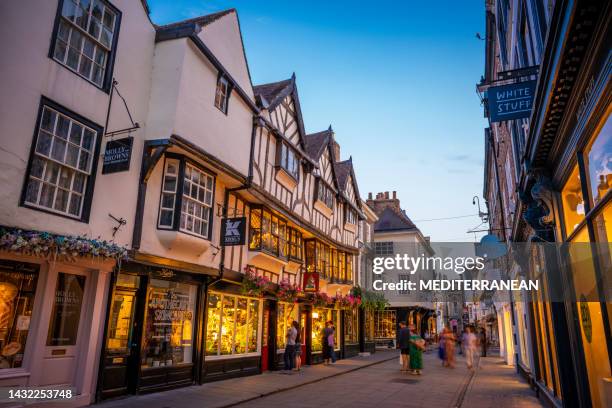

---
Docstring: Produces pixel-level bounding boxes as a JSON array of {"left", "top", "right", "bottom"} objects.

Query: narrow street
[{"left": 99, "top": 351, "right": 542, "bottom": 408}]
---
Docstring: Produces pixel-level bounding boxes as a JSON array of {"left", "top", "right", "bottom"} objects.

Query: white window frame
[
  {"left": 23, "top": 104, "right": 98, "bottom": 220},
  {"left": 51, "top": 0, "right": 119, "bottom": 88},
  {"left": 214, "top": 76, "right": 230, "bottom": 113}
]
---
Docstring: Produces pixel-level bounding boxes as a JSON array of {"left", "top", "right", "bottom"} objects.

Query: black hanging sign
[
  {"left": 487, "top": 80, "right": 537, "bottom": 122},
  {"left": 220, "top": 217, "right": 247, "bottom": 246},
  {"left": 102, "top": 137, "right": 133, "bottom": 174}
]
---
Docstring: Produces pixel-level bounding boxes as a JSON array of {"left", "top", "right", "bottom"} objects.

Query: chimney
[
  {"left": 329, "top": 125, "right": 341, "bottom": 161},
  {"left": 366, "top": 190, "right": 402, "bottom": 216}
]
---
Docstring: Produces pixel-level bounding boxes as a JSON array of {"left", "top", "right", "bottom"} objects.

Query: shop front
[
  {"left": 342, "top": 307, "right": 359, "bottom": 358},
  {"left": 310, "top": 306, "right": 340, "bottom": 364},
  {"left": 0, "top": 229, "right": 119, "bottom": 407},
  {"left": 360, "top": 308, "right": 376, "bottom": 354},
  {"left": 98, "top": 262, "right": 207, "bottom": 399},
  {"left": 202, "top": 282, "right": 263, "bottom": 381}
]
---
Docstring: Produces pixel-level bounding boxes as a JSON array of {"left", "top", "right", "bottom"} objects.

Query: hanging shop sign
[
  {"left": 487, "top": 80, "right": 537, "bottom": 122},
  {"left": 102, "top": 137, "right": 133, "bottom": 174},
  {"left": 302, "top": 272, "right": 319, "bottom": 293},
  {"left": 220, "top": 217, "right": 247, "bottom": 246}
]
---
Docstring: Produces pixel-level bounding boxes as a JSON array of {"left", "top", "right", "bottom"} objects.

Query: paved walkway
[
  {"left": 97, "top": 351, "right": 396, "bottom": 408},
  {"left": 97, "top": 350, "right": 543, "bottom": 408},
  {"left": 461, "top": 356, "right": 542, "bottom": 408}
]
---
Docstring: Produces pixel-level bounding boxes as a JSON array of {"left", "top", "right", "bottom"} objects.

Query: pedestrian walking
[
  {"left": 329, "top": 321, "right": 337, "bottom": 363},
  {"left": 322, "top": 321, "right": 334, "bottom": 365},
  {"left": 441, "top": 327, "right": 456, "bottom": 368},
  {"left": 293, "top": 321, "right": 302, "bottom": 371},
  {"left": 284, "top": 319, "right": 297, "bottom": 371},
  {"left": 408, "top": 324, "right": 425, "bottom": 375},
  {"left": 463, "top": 326, "right": 477, "bottom": 370},
  {"left": 398, "top": 321, "right": 411, "bottom": 372}
]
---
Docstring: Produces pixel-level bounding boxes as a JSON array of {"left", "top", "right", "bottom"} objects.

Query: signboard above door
[{"left": 487, "top": 80, "right": 537, "bottom": 122}]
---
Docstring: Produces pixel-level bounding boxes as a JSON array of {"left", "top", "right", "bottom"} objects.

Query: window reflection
[
  {"left": 561, "top": 165, "right": 586, "bottom": 236},
  {"left": 585, "top": 113, "right": 611, "bottom": 205}
]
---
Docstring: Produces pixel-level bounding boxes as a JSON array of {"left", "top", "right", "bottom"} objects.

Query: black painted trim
[{"left": 19, "top": 96, "right": 104, "bottom": 223}]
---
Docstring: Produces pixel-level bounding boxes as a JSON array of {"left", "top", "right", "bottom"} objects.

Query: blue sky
[{"left": 148, "top": 0, "right": 489, "bottom": 242}]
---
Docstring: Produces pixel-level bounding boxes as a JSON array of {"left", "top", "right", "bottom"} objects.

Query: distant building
[{"left": 365, "top": 191, "right": 437, "bottom": 344}]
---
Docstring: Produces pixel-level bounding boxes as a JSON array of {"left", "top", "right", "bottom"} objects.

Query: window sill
[
  {"left": 156, "top": 229, "right": 210, "bottom": 255},
  {"left": 344, "top": 223, "right": 357, "bottom": 233},
  {"left": 247, "top": 249, "right": 287, "bottom": 272},
  {"left": 314, "top": 200, "right": 333, "bottom": 218},
  {"left": 275, "top": 167, "right": 298, "bottom": 191}
]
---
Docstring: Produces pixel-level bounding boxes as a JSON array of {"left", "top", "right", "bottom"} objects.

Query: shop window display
[
  {"left": 344, "top": 308, "right": 358, "bottom": 344},
  {"left": 311, "top": 308, "right": 339, "bottom": 352},
  {"left": 0, "top": 262, "right": 38, "bottom": 369},
  {"left": 206, "top": 292, "right": 260, "bottom": 357},
  {"left": 142, "top": 279, "right": 197, "bottom": 368},
  {"left": 276, "top": 302, "right": 298, "bottom": 351}
]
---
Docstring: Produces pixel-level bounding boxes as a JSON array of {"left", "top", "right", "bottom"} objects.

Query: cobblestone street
[{"left": 99, "top": 350, "right": 542, "bottom": 408}]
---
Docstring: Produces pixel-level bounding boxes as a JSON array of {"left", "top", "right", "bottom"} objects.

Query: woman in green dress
[{"left": 408, "top": 325, "right": 424, "bottom": 375}]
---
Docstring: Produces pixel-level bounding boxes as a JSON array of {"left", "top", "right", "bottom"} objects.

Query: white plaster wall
[
  {"left": 173, "top": 41, "right": 252, "bottom": 176},
  {"left": 138, "top": 155, "right": 225, "bottom": 270},
  {"left": 144, "top": 39, "right": 186, "bottom": 140},
  {"left": 199, "top": 12, "right": 254, "bottom": 100},
  {"left": 0, "top": 0, "right": 156, "bottom": 247}
]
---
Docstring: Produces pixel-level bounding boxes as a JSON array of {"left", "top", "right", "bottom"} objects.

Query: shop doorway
[{"left": 98, "top": 275, "right": 142, "bottom": 400}]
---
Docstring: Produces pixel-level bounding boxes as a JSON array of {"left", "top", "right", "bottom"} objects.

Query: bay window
[
  {"left": 277, "top": 142, "right": 299, "bottom": 180},
  {"left": 249, "top": 207, "right": 291, "bottom": 258},
  {"left": 346, "top": 206, "right": 357, "bottom": 225},
  {"left": 51, "top": 0, "right": 120, "bottom": 89},
  {"left": 22, "top": 99, "right": 101, "bottom": 221},
  {"left": 316, "top": 180, "right": 334, "bottom": 208},
  {"left": 288, "top": 228, "right": 303, "bottom": 261},
  {"left": 157, "top": 157, "right": 215, "bottom": 239}
]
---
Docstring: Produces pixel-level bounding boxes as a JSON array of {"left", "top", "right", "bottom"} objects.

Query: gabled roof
[
  {"left": 334, "top": 159, "right": 352, "bottom": 191},
  {"left": 156, "top": 9, "right": 236, "bottom": 30},
  {"left": 253, "top": 78, "right": 293, "bottom": 109},
  {"left": 304, "top": 128, "right": 333, "bottom": 160},
  {"left": 374, "top": 207, "right": 418, "bottom": 232}
]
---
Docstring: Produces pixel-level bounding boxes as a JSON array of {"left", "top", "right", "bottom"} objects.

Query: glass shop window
[
  {"left": 206, "top": 292, "right": 260, "bottom": 356},
  {"left": 344, "top": 308, "right": 358, "bottom": 344},
  {"left": 561, "top": 165, "right": 586, "bottom": 236},
  {"left": 142, "top": 279, "right": 197, "bottom": 368},
  {"left": 0, "top": 262, "right": 39, "bottom": 369},
  {"left": 276, "top": 302, "right": 299, "bottom": 351},
  {"left": 584, "top": 113, "right": 611, "bottom": 206},
  {"left": 311, "top": 308, "right": 339, "bottom": 352}
]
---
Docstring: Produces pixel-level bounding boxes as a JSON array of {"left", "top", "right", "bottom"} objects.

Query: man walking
[
  {"left": 398, "top": 321, "right": 411, "bottom": 372},
  {"left": 284, "top": 320, "right": 297, "bottom": 371}
]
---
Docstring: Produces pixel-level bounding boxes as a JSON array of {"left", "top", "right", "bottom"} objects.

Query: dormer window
[
  {"left": 214, "top": 76, "right": 230, "bottom": 113},
  {"left": 316, "top": 181, "right": 334, "bottom": 209},
  {"left": 277, "top": 142, "right": 299, "bottom": 180}
]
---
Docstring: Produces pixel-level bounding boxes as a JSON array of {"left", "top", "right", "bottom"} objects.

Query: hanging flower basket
[
  {"left": 241, "top": 266, "right": 272, "bottom": 297},
  {"left": 276, "top": 278, "right": 301, "bottom": 303},
  {"left": 334, "top": 293, "right": 362, "bottom": 309},
  {"left": 0, "top": 227, "right": 128, "bottom": 261},
  {"left": 311, "top": 291, "right": 335, "bottom": 308}
]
